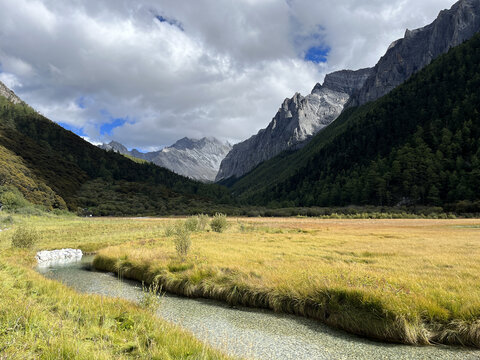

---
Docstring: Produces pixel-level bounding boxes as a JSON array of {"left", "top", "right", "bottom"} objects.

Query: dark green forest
[
  {"left": 226, "top": 32, "right": 480, "bottom": 213},
  {"left": 0, "top": 98, "right": 231, "bottom": 215}
]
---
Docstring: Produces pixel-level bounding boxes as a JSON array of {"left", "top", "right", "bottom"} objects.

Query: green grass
[{"left": 0, "top": 214, "right": 233, "bottom": 359}]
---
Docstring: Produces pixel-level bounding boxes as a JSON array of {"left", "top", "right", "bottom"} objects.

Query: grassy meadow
[
  {"left": 0, "top": 214, "right": 231, "bottom": 360},
  {"left": 92, "top": 217, "right": 480, "bottom": 347},
  {"left": 1, "top": 214, "right": 480, "bottom": 358}
]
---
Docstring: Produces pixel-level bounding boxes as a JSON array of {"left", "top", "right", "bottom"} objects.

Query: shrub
[
  {"left": 174, "top": 227, "right": 191, "bottom": 259},
  {"left": 184, "top": 217, "right": 199, "bottom": 232},
  {"left": 210, "top": 213, "right": 228, "bottom": 233},
  {"left": 197, "top": 214, "right": 209, "bottom": 231},
  {"left": 11, "top": 226, "right": 39, "bottom": 249},
  {"left": 0, "top": 188, "right": 29, "bottom": 211}
]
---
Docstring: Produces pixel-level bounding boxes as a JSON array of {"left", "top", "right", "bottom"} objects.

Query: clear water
[{"left": 37, "top": 257, "right": 480, "bottom": 360}]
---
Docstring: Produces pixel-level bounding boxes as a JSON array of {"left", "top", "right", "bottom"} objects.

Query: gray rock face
[
  {"left": 0, "top": 81, "right": 22, "bottom": 104},
  {"left": 215, "top": 68, "right": 372, "bottom": 182},
  {"left": 99, "top": 141, "right": 129, "bottom": 154},
  {"left": 100, "top": 137, "right": 232, "bottom": 182},
  {"left": 349, "top": 0, "right": 480, "bottom": 107}
]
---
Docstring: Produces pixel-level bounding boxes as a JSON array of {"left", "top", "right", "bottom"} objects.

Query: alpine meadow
[{"left": 1, "top": 1, "right": 480, "bottom": 359}]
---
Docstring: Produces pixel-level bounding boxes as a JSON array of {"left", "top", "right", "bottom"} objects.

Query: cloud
[{"left": 0, "top": 0, "right": 455, "bottom": 148}]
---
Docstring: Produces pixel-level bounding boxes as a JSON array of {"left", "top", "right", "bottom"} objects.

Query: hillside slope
[
  {"left": 0, "top": 95, "right": 230, "bottom": 215},
  {"left": 228, "top": 32, "right": 480, "bottom": 211}
]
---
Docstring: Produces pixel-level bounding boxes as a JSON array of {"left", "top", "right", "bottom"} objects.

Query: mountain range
[
  {"left": 217, "top": 0, "right": 480, "bottom": 182},
  {"left": 0, "top": 0, "right": 479, "bottom": 215},
  {"left": 223, "top": 2, "right": 480, "bottom": 212},
  {"left": 100, "top": 138, "right": 231, "bottom": 182}
]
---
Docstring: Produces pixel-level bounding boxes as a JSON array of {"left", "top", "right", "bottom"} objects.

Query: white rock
[{"left": 36, "top": 248, "right": 83, "bottom": 267}]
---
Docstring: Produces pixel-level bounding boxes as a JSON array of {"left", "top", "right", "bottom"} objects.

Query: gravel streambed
[{"left": 37, "top": 257, "right": 480, "bottom": 360}]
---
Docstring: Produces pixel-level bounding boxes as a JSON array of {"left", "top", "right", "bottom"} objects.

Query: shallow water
[{"left": 37, "top": 256, "right": 480, "bottom": 360}]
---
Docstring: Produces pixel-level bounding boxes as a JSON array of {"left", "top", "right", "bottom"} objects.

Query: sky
[{"left": 0, "top": 0, "right": 455, "bottom": 151}]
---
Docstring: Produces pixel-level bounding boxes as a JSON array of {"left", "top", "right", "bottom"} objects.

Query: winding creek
[{"left": 37, "top": 256, "right": 480, "bottom": 360}]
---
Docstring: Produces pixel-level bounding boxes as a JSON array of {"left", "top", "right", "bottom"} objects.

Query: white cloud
[
  {"left": 0, "top": 0, "right": 455, "bottom": 148},
  {"left": 0, "top": 72, "right": 22, "bottom": 89}
]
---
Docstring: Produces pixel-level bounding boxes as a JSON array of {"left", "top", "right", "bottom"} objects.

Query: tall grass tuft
[
  {"left": 174, "top": 226, "right": 191, "bottom": 259},
  {"left": 184, "top": 216, "right": 200, "bottom": 232},
  {"left": 140, "top": 280, "right": 162, "bottom": 313},
  {"left": 197, "top": 214, "right": 209, "bottom": 231},
  {"left": 164, "top": 224, "right": 175, "bottom": 237},
  {"left": 210, "top": 213, "right": 228, "bottom": 233},
  {"left": 11, "top": 226, "right": 39, "bottom": 248},
  {"left": 0, "top": 215, "right": 13, "bottom": 228}
]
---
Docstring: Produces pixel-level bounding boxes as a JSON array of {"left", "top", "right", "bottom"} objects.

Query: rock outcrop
[
  {"left": 215, "top": 68, "right": 372, "bottom": 182},
  {"left": 36, "top": 249, "right": 83, "bottom": 267},
  {"left": 348, "top": 0, "right": 480, "bottom": 107},
  {"left": 0, "top": 80, "right": 22, "bottom": 104},
  {"left": 100, "top": 137, "right": 232, "bottom": 182}
]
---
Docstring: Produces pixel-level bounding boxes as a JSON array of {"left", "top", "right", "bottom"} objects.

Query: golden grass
[
  {"left": 0, "top": 215, "right": 233, "bottom": 360},
  {"left": 92, "top": 217, "right": 480, "bottom": 347}
]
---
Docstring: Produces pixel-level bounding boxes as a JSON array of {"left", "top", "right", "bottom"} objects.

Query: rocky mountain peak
[
  {"left": 171, "top": 137, "right": 197, "bottom": 150},
  {"left": 100, "top": 141, "right": 129, "bottom": 154},
  {"left": 215, "top": 67, "right": 372, "bottom": 182},
  {"left": 0, "top": 81, "right": 23, "bottom": 105},
  {"left": 99, "top": 137, "right": 231, "bottom": 182},
  {"left": 348, "top": 0, "right": 480, "bottom": 107}
]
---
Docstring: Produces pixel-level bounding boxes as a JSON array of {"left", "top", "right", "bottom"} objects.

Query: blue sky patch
[
  {"left": 100, "top": 117, "right": 127, "bottom": 136},
  {"left": 305, "top": 45, "right": 330, "bottom": 63},
  {"left": 58, "top": 122, "right": 86, "bottom": 137},
  {"left": 155, "top": 15, "right": 184, "bottom": 31}
]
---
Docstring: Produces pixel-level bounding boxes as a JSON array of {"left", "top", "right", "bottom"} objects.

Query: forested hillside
[
  {"left": 0, "top": 98, "right": 231, "bottom": 215},
  {"left": 227, "top": 32, "right": 480, "bottom": 212}
]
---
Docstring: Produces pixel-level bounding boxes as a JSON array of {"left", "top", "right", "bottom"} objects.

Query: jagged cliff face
[
  {"left": 349, "top": 0, "right": 480, "bottom": 106},
  {"left": 100, "top": 137, "right": 232, "bottom": 182},
  {"left": 215, "top": 68, "right": 372, "bottom": 182},
  {"left": 0, "top": 81, "right": 22, "bottom": 104}
]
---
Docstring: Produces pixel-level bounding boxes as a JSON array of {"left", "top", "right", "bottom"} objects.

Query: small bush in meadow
[
  {"left": 210, "top": 213, "right": 228, "bottom": 233},
  {"left": 174, "top": 227, "right": 191, "bottom": 259},
  {"left": 0, "top": 188, "right": 29, "bottom": 211},
  {"left": 184, "top": 217, "right": 199, "bottom": 232},
  {"left": 11, "top": 226, "right": 39, "bottom": 249}
]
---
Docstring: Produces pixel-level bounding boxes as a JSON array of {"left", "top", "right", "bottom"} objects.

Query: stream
[{"left": 37, "top": 256, "right": 480, "bottom": 360}]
